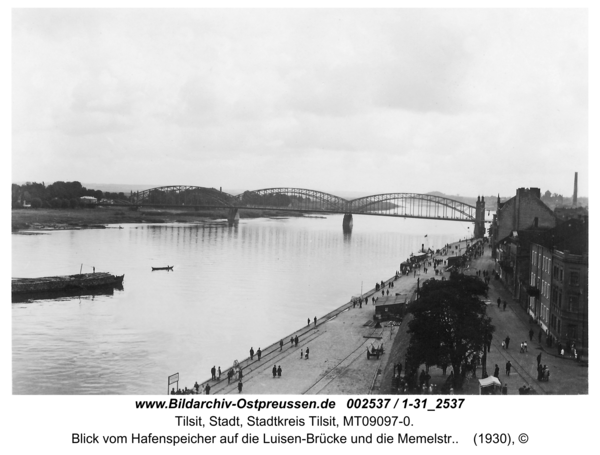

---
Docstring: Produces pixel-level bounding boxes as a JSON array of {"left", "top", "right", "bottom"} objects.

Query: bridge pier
[
  {"left": 227, "top": 208, "right": 239, "bottom": 225},
  {"left": 342, "top": 213, "right": 353, "bottom": 233},
  {"left": 473, "top": 196, "right": 486, "bottom": 238}
]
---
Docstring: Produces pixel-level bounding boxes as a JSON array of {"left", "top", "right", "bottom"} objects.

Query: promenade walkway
[
  {"left": 184, "top": 238, "right": 590, "bottom": 396},
  {"left": 186, "top": 241, "right": 474, "bottom": 395},
  {"left": 381, "top": 244, "right": 588, "bottom": 395},
  {"left": 464, "top": 247, "right": 588, "bottom": 394}
]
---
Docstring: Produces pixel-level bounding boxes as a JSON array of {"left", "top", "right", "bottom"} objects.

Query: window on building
[
  {"left": 559, "top": 268, "right": 563, "bottom": 281},
  {"left": 558, "top": 292, "right": 562, "bottom": 309},
  {"left": 570, "top": 272, "right": 579, "bottom": 286},
  {"left": 557, "top": 319, "right": 561, "bottom": 335},
  {"left": 543, "top": 281, "right": 546, "bottom": 298},
  {"left": 568, "top": 296, "right": 579, "bottom": 312}
]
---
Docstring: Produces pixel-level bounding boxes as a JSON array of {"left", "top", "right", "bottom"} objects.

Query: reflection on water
[
  {"left": 12, "top": 215, "right": 470, "bottom": 394},
  {"left": 11, "top": 284, "right": 124, "bottom": 304}
]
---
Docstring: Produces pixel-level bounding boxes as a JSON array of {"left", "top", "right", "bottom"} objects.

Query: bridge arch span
[
  {"left": 235, "top": 187, "right": 350, "bottom": 212},
  {"left": 133, "top": 185, "right": 235, "bottom": 207},
  {"left": 349, "top": 193, "right": 476, "bottom": 221}
]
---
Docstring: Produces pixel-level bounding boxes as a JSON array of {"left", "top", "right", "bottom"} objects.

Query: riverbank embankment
[
  {"left": 183, "top": 238, "right": 473, "bottom": 395},
  {"left": 11, "top": 207, "right": 308, "bottom": 232}
]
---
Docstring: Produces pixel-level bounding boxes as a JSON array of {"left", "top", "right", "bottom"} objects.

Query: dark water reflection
[{"left": 12, "top": 215, "right": 470, "bottom": 394}]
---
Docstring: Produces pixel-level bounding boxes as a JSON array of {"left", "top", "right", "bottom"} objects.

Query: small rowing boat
[{"left": 151, "top": 266, "right": 174, "bottom": 271}]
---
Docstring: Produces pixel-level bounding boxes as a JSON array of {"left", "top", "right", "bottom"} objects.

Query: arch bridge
[{"left": 126, "top": 186, "right": 486, "bottom": 237}]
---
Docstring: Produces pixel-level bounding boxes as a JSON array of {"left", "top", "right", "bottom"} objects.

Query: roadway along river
[{"left": 12, "top": 214, "right": 471, "bottom": 394}]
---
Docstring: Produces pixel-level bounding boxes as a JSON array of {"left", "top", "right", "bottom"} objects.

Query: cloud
[{"left": 11, "top": 9, "right": 588, "bottom": 197}]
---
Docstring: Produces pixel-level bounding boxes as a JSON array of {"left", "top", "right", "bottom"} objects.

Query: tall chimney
[{"left": 573, "top": 172, "right": 578, "bottom": 207}]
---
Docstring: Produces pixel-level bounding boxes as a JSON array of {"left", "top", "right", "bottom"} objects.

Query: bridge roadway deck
[{"left": 188, "top": 239, "right": 473, "bottom": 395}]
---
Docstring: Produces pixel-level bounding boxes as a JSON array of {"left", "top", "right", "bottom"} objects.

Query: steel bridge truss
[
  {"left": 349, "top": 193, "right": 476, "bottom": 221},
  {"left": 234, "top": 187, "right": 349, "bottom": 212},
  {"left": 132, "top": 186, "right": 235, "bottom": 207},
  {"left": 128, "top": 186, "right": 476, "bottom": 221}
]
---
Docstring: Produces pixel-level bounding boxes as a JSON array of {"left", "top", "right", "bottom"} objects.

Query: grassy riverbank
[{"left": 11, "top": 207, "right": 309, "bottom": 232}]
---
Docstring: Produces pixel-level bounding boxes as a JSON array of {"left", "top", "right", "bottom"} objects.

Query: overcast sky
[{"left": 12, "top": 8, "right": 588, "bottom": 197}]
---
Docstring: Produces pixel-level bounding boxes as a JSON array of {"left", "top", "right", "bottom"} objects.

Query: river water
[{"left": 12, "top": 215, "right": 471, "bottom": 394}]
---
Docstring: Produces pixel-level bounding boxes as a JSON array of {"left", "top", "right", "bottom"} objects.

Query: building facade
[
  {"left": 527, "top": 218, "right": 588, "bottom": 358},
  {"left": 490, "top": 187, "right": 556, "bottom": 259},
  {"left": 529, "top": 243, "right": 553, "bottom": 331}
]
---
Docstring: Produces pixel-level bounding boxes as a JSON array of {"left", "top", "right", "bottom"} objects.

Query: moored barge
[{"left": 12, "top": 273, "right": 124, "bottom": 295}]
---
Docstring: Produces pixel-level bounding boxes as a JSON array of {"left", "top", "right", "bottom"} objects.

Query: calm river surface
[{"left": 12, "top": 215, "right": 470, "bottom": 394}]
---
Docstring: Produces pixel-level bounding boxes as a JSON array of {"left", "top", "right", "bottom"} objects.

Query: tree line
[{"left": 12, "top": 181, "right": 129, "bottom": 209}]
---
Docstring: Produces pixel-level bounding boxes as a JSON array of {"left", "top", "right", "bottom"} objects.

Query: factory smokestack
[{"left": 573, "top": 172, "right": 578, "bottom": 207}]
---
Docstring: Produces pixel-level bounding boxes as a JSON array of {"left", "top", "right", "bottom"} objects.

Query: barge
[{"left": 12, "top": 273, "right": 124, "bottom": 295}]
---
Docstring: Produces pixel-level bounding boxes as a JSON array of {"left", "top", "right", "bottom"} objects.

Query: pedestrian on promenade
[
  {"left": 194, "top": 381, "right": 199, "bottom": 393},
  {"left": 314, "top": 316, "right": 317, "bottom": 327},
  {"left": 506, "top": 361, "right": 512, "bottom": 376},
  {"left": 372, "top": 297, "right": 375, "bottom": 304},
  {"left": 205, "top": 383, "right": 211, "bottom": 395},
  {"left": 250, "top": 347, "right": 254, "bottom": 361},
  {"left": 505, "top": 336, "right": 510, "bottom": 349},
  {"left": 257, "top": 348, "right": 262, "bottom": 360},
  {"left": 272, "top": 365, "right": 277, "bottom": 378},
  {"left": 238, "top": 368, "right": 243, "bottom": 380},
  {"left": 307, "top": 318, "right": 310, "bottom": 327},
  {"left": 238, "top": 380, "right": 243, "bottom": 393},
  {"left": 494, "top": 364, "right": 499, "bottom": 378},
  {"left": 280, "top": 339, "right": 283, "bottom": 351},
  {"left": 382, "top": 290, "right": 384, "bottom": 296},
  {"left": 503, "top": 300, "right": 507, "bottom": 311},
  {"left": 277, "top": 365, "right": 282, "bottom": 377},
  {"left": 211, "top": 366, "right": 216, "bottom": 380},
  {"left": 529, "top": 329, "right": 534, "bottom": 341},
  {"left": 290, "top": 336, "right": 294, "bottom": 347},
  {"left": 520, "top": 342, "right": 524, "bottom": 353},
  {"left": 218, "top": 367, "right": 221, "bottom": 380},
  {"left": 300, "top": 349, "right": 303, "bottom": 359},
  {"left": 294, "top": 335, "right": 299, "bottom": 346},
  {"left": 537, "top": 353, "right": 542, "bottom": 367},
  {"left": 305, "top": 347, "right": 310, "bottom": 360},
  {"left": 227, "top": 369, "right": 232, "bottom": 384},
  {"left": 497, "top": 298, "right": 501, "bottom": 308},
  {"left": 523, "top": 341, "right": 528, "bottom": 353}
]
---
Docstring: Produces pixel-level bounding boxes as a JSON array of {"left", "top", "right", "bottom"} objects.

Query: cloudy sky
[{"left": 12, "top": 8, "right": 588, "bottom": 197}]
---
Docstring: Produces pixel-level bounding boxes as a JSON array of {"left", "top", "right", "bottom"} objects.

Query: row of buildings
[{"left": 489, "top": 187, "right": 588, "bottom": 359}]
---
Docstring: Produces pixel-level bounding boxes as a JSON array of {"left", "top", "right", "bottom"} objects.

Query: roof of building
[
  {"left": 375, "top": 295, "right": 407, "bottom": 307},
  {"left": 534, "top": 217, "right": 588, "bottom": 254}
]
